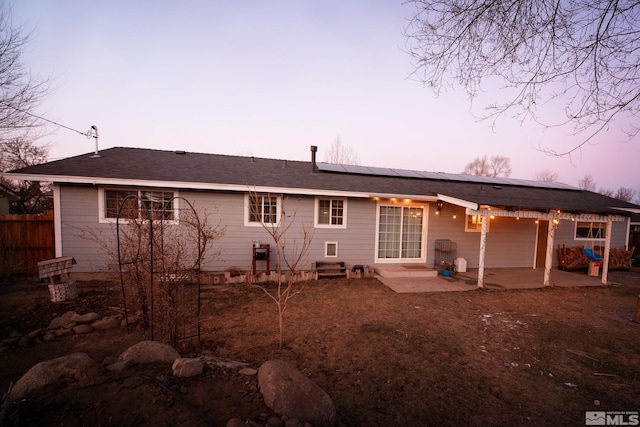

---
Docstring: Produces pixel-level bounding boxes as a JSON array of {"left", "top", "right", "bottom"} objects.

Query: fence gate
[
  {"left": 116, "top": 196, "right": 202, "bottom": 347},
  {"left": 0, "top": 212, "right": 54, "bottom": 277}
]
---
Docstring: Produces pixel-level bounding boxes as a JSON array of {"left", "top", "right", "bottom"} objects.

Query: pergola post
[
  {"left": 477, "top": 212, "right": 488, "bottom": 289},
  {"left": 543, "top": 219, "right": 556, "bottom": 286},
  {"left": 602, "top": 219, "right": 612, "bottom": 284}
]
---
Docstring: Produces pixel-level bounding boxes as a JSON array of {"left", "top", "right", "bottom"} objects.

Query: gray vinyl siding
[
  {"left": 309, "top": 198, "right": 377, "bottom": 267},
  {"left": 59, "top": 184, "right": 632, "bottom": 273},
  {"left": 426, "top": 204, "right": 537, "bottom": 269},
  {"left": 60, "top": 185, "right": 381, "bottom": 273},
  {"left": 191, "top": 192, "right": 378, "bottom": 271},
  {"left": 60, "top": 185, "right": 112, "bottom": 272}
]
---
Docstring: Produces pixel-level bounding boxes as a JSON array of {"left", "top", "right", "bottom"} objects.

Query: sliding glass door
[{"left": 377, "top": 205, "right": 425, "bottom": 261}]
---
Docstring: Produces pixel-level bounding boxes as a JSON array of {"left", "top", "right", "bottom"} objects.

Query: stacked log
[
  {"left": 557, "top": 245, "right": 633, "bottom": 271},
  {"left": 607, "top": 247, "right": 634, "bottom": 270},
  {"left": 557, "top": 245, "right": 588, "bottom": 271}
]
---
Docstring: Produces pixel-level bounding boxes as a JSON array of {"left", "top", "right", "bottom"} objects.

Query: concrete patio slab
[{"left": 378, "top": 267, "right": 606, "bottom": 293}]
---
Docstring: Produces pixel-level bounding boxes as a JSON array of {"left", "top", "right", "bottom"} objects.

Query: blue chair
[{"left": 583, "top": 248, "right": 602, "bottom": 261}]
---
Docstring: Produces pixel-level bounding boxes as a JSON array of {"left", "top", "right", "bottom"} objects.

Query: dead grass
[{"left": 1, "top": 271, "right": 640, "bottom": 426}]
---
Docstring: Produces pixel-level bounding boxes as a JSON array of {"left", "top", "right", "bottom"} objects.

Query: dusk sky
[{"left": 11, "top": 1, "right": 640, "bottom": 193}]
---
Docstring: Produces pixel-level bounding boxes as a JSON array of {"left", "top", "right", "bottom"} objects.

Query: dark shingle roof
[{"left": 9, "top": 147, "right": 639, "bottom": 216}]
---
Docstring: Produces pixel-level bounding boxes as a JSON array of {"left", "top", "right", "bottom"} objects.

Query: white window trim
[
  {"left": 244, "top": 193, "right": 282, "bottom": 227},
  {"left": 374, "top": 202, "right": 428, "bottom": 264},
  {"left": 314, "top": 197, "right": 347, "bottom": 229},
  {"left": 465, "top": 214, "right": 490, "bottom": 233},
  {"left": 98, "top": 188, "right": 179, "bottom": 224},
  {"left": 574, "top": 220, "right": 606, "bottom": 241},
  {"left": 325, "top": 241, "right": 338, "bottom": 258}
]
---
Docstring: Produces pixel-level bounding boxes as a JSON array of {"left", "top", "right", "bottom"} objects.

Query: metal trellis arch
[{"left": 116, "top": 194, "right": 202, "bottom": 346}]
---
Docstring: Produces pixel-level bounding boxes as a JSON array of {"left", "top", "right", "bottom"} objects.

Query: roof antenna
[{"left": 88, "top": 125, "right": 100, "bottom": 158}]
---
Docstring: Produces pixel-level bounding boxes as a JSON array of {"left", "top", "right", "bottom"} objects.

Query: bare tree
[
  {"left": 599, "top": 188, "right": 614, "bottom": 198},
  {"left": 80, "top": 201, "right": 224, "bottom": 346},
  {"left": 0, "top": 4, "right": 49, "bottom": 139},
  {"left": 613, "top": 187, "right": 637, "bottom": 203},
  {"left": 0, "top": 4, "right": 51, "bottom": 213},
  {"left": 578, "top": 174, "right": 597, "bottom": 192},
  {"left": 0, "top": 137, "right": 50, "bottom": 213},
  {"left": 462, "top": 155, "right": 511, "bottom": 177},
  {"left": 404, "top": 1, "right": 640, "bottom": 154},
  {"left": 324, "top": 136, "right": 360, "bottom": 165},
  {"left": 534, "top": 169, "right": 560, "bottom": 183},
  {"left": 248, "top": 190, "right": 313, "bottom": 349}
]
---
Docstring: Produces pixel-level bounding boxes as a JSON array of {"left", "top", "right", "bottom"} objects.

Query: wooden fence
[{"left": 0, "top": 212, "right": 54, "bottom": 277}]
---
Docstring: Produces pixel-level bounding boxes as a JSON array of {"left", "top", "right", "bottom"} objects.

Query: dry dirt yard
[{"left": 1, "top": 269, "right": 639, "bottom": 427}]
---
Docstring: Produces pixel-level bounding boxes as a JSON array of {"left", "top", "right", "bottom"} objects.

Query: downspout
[
  {"left": 53, "top": 183, "right": 62, "bottom": 257},
  {"left": 602, "top": 219, "right": 612, "bottom": 284}
]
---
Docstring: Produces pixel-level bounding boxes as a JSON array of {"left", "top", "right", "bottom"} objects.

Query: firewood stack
[
  {"left": 557, "top": 245, "right": 634, "bottom": 271},
  {"left": 557, "top": 245, "right": 589, "bottom": 271},
  {"left": 607, "top": 247, "right": 634, "bottom": 270}
]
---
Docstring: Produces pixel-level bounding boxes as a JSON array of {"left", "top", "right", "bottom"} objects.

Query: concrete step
[{"left": 375, "top": 265, "right": 438, "bottom": 278}]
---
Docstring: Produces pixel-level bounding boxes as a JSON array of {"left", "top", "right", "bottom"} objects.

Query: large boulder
[
  {"left": 9, "top": 352, "right": 101, "bottom": 401},
  {"left": 172, "top": 357, "right": 204, "bottom": 378},
  {"left": 116, "top": 341, "right": 180, "bottom": 365},
  {"left": 258, "top": 359, "right": 336, "bottom": 427}
]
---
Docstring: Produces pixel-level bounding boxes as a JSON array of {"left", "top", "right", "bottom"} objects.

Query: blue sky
[{"left": 11, "top": 1, "right": 639, "bottom": 192}]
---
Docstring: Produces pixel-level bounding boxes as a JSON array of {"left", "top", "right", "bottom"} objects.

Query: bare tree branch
[
  {"left": 323, "top": 136, "right": 361, "bottom": 165},
  {"left": 0, "top": 3, "right": 49, "bottom": 140},
  {"left": 247, "top": 189, "right": 314, "bottom": 349},
  {"left": 462, "top": 155, "right": 512, "bottom": 177},
  {"left": 404, "top": 0, "right": 640, "bottom": 154}
]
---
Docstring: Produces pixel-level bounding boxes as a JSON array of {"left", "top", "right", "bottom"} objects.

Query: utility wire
[{"left": 0, "top": 101, "right": 94, "bottom": 138}]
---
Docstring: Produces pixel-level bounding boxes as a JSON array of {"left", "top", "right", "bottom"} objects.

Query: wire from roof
[{"left": 0, "top": 101, "right": 94, "bottom": 138}]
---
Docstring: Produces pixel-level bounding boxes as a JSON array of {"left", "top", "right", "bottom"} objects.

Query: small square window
[
  {"left": 465, "top": 214, "right": 490, "bottom": 232},
  {"left": 325, "top": 242, "right": 338, "bottom": 258}
]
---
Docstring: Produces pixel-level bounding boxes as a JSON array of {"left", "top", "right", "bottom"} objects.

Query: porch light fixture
[{"left": 436, "top": 200, "right": 443, "bottom": 214}]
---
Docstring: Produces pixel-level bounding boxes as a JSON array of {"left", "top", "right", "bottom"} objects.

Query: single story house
[
  {"left": 8, "top": 146, "right": 640, "bottom": 287},
  {"left": 0, "top": 183, "right": 19, "bottom": 215}
]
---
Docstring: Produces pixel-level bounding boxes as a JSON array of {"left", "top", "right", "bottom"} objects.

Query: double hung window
[
  {"left": 101, "top": 188, "right": 176, "bottom": 222},
  {"left": 575, "top": 221, "right": 605, "bottom": 240},
  {"left": 246, "top": 194, "right": 280, "bottom": 225},
  {"left": 315, "top": 198, "right": 346, "bottom": 228}
]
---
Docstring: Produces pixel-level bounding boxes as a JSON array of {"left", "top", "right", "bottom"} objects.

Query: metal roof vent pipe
[
  {"left": 89, "top": 125, "right": 100, "bottom": 158},
  {"left": 310, "top": 145, "right": 318, "bottom": 172}
]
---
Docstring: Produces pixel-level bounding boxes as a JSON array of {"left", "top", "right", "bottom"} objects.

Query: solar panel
[
  {"left": 316, "top": 162, "right": 577, "bottom": 190},
  {"left": 316, "top": 163, "right": 347, "bottom": 172},
  {"left": 341, "top": 164, "right": 375, "bottom": 175},
  {"left": 390, "top": 168, "right": 424, "bottom": 178}
]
